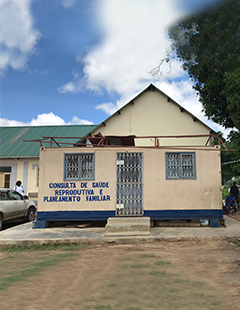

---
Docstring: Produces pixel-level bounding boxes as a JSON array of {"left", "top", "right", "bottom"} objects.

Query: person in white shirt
[{"left": 13, "top": 180, "right": 25, "bottom": 196}]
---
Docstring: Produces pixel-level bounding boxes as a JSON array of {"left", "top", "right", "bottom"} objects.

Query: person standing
[
  {"left": 225, "top": 192, "right": 237, "bottom": 214},
  {"left": 230, "top": 181, "right": 239, "bottom": 210},
  {"left": 13, "top": 180, "right": 25, "bottom": 196}
]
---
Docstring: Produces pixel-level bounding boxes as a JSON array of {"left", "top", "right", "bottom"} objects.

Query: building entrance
[{"left": 116, "top": 152, "right": 143, "bottom": 216}]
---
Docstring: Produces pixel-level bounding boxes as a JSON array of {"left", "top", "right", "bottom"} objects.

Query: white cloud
[
  {"left": 95, "top": 102, "right": 117, "bottom": 115},
  {"left": 0, "top": 113, "right": 94, "bottom": 126},
  {"left": 66, "top": 116, "right": 94, "bottom": 125},
  {"left": 0, "top": 117, "right": 27, "bottom": 127},
  {"left": 58, "top": 81, "right": 82, "bottom": 94},
  {"left": 58, "top": 0, "right": 230, "bottom": 137},
  {"left": 59, "top": 0, "right": 183, "bottom": 95},
  {"left": 95, "top": 89, "right": 144, "bottom": 115},
  {"left": 0, "top": 0, "right": 41, "bottom": 73},
  {"left": 61, "top": 0, "right": 77, "bottom": 9},
  {"left": 29, "top": 113, "right": 65, "bottom": 126}
]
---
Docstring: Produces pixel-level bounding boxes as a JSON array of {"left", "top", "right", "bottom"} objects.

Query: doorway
[
  {"left": 0, "top": 167, "right": 11, "bottom": 188},
  {"left": 116, "top": 152, "right": 143, "bottom": 216}
]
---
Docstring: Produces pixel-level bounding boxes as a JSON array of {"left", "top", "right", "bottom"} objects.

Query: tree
[
  {"left": 167, "top": 0, "right": 240, "bottom": 131},
  {"left": 221, "top": 131, "right": 240, "bottom": 181}
]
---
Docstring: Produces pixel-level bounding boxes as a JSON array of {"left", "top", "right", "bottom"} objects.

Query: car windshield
[{"left": 8, "top": 191, "right": 23, "bottom": 200}]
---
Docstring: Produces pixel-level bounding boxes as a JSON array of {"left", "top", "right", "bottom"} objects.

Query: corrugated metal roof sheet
[{"left": 0, "top": 125, "right": 97, "bottom": 158}]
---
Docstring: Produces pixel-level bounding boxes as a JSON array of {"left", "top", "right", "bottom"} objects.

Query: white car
[{"left": 0, "top": 188, "right": 36, "bottom": 231}]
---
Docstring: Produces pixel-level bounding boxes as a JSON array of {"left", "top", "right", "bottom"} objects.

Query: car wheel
[
  {"left": 26, "top": 207, "right": 35, "bottom": 222},
  {"left": 0, "top": 214, "right": 3, "bottom": 231}
]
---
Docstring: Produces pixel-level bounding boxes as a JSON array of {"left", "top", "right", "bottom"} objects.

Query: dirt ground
[{"left": 0, "top": 238, "right": 240, "bottom": 310}]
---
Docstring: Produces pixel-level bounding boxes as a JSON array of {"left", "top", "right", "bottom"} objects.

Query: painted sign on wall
[{"left": 43, "top": 181, "right": 111, "bottom": 202}]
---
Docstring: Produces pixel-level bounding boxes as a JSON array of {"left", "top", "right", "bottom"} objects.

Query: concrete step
[{"left": 104, "top": 217, "right": 151, "bottom": 236}]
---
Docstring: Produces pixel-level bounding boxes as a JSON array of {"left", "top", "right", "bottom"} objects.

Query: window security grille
[
  {"left": 80, "top": 154, "right": 94, "bottom": 179},
  {"left": 64, "top": 154, "right": 94, "bottom": 180},
  {"left": 166, "top": 152, "right": 196, "bottom": 179}
]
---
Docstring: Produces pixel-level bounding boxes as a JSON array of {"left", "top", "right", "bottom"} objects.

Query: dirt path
[{"left": 0, "top": 239, "right": 239, "bottom": 310}]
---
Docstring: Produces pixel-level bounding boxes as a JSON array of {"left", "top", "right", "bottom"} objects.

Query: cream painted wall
[
  {"left": 38, "top": 146, "right": 222, "bottom": 213},
  {"left": 27, "top": 161, "right": 39, "bottom": 195},
  {"left": 143, "top": 147, "right": 222, "bottom": 210},
  {"left": 92, "top": 90, "right": 211, "bottom": 146},
  {"left": 39, "top": 147, "right": 115, "bottom": 212},
  {"left": 15, "top": 161, "right": 24, "bottom": 184}
]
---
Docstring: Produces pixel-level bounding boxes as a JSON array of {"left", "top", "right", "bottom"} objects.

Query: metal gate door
[{"left": 116, "top": 152, "right": 143, "bottom": 216}]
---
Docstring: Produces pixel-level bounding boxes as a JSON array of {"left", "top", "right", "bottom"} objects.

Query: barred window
[
  {"left": 64, "top": 153, "right": 95, "bottom": 180},
  {"left": 166, "top": 152, "right": 196, "bottom": 180}
]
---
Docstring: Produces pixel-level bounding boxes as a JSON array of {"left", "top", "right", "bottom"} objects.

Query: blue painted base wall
[
  {"left": 37, "top": 210, "right": 115, "bottom": 222},
  {"left": 36, "top": 209, "right": 223, "bottom": 222},
  {"left": 144, "top": 209, "right": 223, "bottom": 220}
]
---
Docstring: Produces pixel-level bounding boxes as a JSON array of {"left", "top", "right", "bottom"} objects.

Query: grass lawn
[{"left": 0, "top": 242, "right": 226, "bottom": 310}]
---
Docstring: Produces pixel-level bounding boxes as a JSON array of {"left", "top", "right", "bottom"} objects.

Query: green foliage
[
  {"left": 93, "top": 253, "right": 223, "bottom": 310},
  {"left": 168, "top": 0, "right": 240, "bottom": 131},
  {"left": 222, "top": 186, "right": 229, "bottom": 200},
  {"left": 0, "top": 252, "right": 76, "bottom": 290},
  {"left": 155, "top": 260, "right": 171, "bottom": 266},
  {"left": 0, "top": 248, "right": 225, "bottom": 309},
  {"left": 0, "top": 242, "right": 87, "bottom": 252},
  {"left": 0, "top": 243, "right": 88, "bottom": 290},
  {"left": 221, "top": 131, "right": 240, "bottom": 181}
]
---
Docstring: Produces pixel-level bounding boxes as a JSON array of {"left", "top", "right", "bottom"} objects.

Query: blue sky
[{"left": 0, "top": 0, "right": 227, "bottom": 134}]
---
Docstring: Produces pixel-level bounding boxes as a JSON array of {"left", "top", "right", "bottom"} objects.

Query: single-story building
[
  {"left": 1, "top": 84, "right": 223, "bottom": 227},
  {"left": 34, "top": 134, "right": 223, "bottom": 228},
  {"left": 0, "top": 84, "right": 216, "bottom": 198}
]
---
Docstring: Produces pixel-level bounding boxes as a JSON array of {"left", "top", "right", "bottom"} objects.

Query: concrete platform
[
  {"left": 104, "top": 217, "right": 151, "bottom": 236},
  {"left": 0, "top": 216, "right": 239, "bottom": 246}
]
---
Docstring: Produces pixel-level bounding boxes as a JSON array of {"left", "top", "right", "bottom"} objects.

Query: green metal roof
[{"left": 0, "top": 125, "right": 98, "bottom": 158}]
